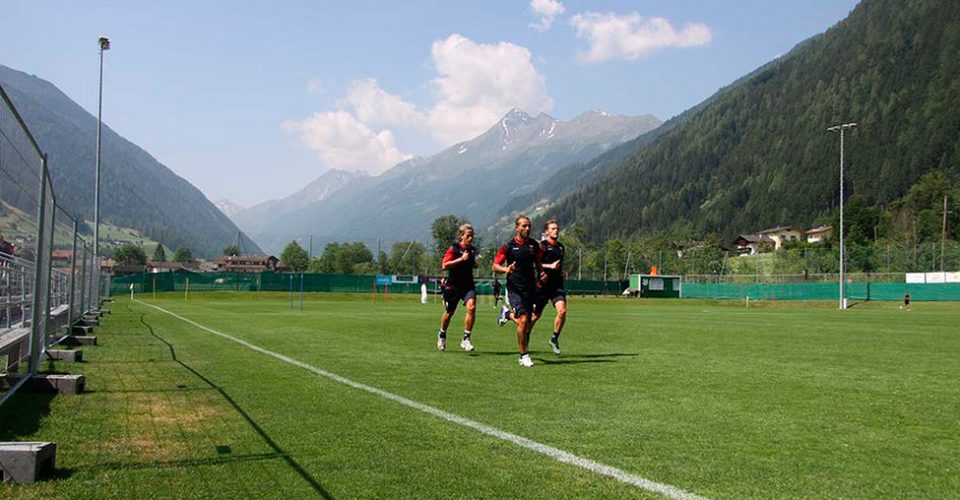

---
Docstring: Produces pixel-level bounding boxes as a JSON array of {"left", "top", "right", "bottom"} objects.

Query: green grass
[{"left": 2, "top": 294, "right": 959, "bottom": 498}]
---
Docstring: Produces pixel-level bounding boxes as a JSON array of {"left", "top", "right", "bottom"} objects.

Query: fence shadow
[
  {"left": 134, "top": 307, "right": 333, "bottom": 499},
  {"left": 0, "top": 388, "right": 57, "bottom": 441}
]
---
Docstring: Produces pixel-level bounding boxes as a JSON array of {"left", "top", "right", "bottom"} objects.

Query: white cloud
[
  {"left": 427, "top": 34, "right": 553, "bottom": 146},
  {"left": 339, "top": 78, "right": 426, "bottom": 128},
  {"left": 282, "top": 111, "right": 412, "bottom": 175},
  {"left": 570, "top": 12, "right": 711, "bottom": 63},
  {"left": 529, "top": 0, "right": 565, "bottom": 31},
  {"left": 287, "top": 35, "right": 553, "bottom": 168}
]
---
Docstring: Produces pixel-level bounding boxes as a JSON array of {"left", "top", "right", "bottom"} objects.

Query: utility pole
[
  {"left": 828, "top": 122, "right": 857, "bottom": 309},
  {"left": 578, "top": 247, "right": 582, "bottom": 280},
  {"left": 942, "top": 195, "right": 949, "bottom": 272}
]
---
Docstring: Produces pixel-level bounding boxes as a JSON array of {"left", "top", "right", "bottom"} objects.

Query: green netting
[
  {"left": 682, "top": 282, "right": 960, "bottom": 301},
  {"left": 111, "top": 272, "right": 625, "bottom": 296}
]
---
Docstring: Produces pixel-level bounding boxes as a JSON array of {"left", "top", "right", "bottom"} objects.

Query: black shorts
[
  {"left": 535, "top": 287, "right": 566, "bottom": 314},
  {"left": 506, "top": 287, "right": 537, "bottom": 317},
  {"left": 442, "top": 287, "right": 476, "bottom": 313}
]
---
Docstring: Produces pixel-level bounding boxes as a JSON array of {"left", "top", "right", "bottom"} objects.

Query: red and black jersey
[
  {"left": 494, "top": 236, "right": 542, "bottom": 294},
  {"left": 540, "top": 239, "right": 565, "bottom": 290},
  {"left": 442, "top": 243, "right": 476, "bottom": 290}
]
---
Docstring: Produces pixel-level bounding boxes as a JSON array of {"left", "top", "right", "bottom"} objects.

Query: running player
[
  {"left": 537, "top": 220, "right": 567, "bottom": 355},
  {"left": 492, "top": 215, "right": 543, "bottom": 367},
  {"left": 436, "top": 224, "right": 478, "bottom": 352}
]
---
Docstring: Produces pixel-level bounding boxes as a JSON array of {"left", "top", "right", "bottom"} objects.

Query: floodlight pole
[
  {"left": 94, "top": 36, "right": 110, "bottom": 305},
  {"left": 828, "top": 122, "right": 857, "bottom": 310}
]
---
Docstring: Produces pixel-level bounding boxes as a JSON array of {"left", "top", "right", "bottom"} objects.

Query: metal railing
[{"left": 1, "top": 83, "right": 103, "bottom": 406}]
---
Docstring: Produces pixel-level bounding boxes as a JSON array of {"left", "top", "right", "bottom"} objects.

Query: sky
[{"left": 2, "top": 0, "right": 860, "bottom": 207}]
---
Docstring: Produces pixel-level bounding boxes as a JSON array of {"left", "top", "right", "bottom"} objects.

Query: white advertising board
[
  {"left": 905, "top": 273, "right": 925, "bottom": 283},
  {"left": 925, "top": 272, "right": 946, "bottom": 283}
]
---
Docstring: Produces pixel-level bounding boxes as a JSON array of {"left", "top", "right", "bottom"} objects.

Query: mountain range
[
  {"left": 8, "top": 0, "right": 951, "bottom": 261},
  {"left": 542, "top": 0, "right": 960, "bottom": 241},
  {"left": 234, "top": 109, "right": 660, "bottom": 253},
  {"left": 0, "top": 64, "right": 262, "bottom": 258}
]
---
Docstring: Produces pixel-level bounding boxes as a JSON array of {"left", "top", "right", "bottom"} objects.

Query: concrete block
[
  {"left": 29, "top": 374, "right": 85, "bottom": 395},
  {"left": 0, "top": 442, "right": 57, "bottom": 484},
  {"left": 46, "top": 350, "right": 83, "bottom": 363},
  {"left": 80, "top": 318, "right": 99, "bottom": 327},
  {"left": 71, "top": 325, "right": 93, "bottom": 335},
  {"left": 63, "top": 336, "right": 97, "bottom": 346}
]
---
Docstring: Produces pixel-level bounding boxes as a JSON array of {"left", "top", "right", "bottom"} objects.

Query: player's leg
[
  {"left": 549, "top": 294, "right": 566, "bottom": 355},
  {"left": 515, "top": 295, "right": 535, "bottom": 367},
  {"left": 498, "top": 287, "right": 514, "bottom": 326},
  {"left": 438, "top": 288, "right": 460, "bottom": 351},
  {"left": 552, "top": 294, "right": 567, "bottom": 334},
  {"left": 461, "top": 291, "right": 477, "bottom": 351}
]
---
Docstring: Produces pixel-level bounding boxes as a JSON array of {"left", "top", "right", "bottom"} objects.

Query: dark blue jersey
[
  {"left": 541, "top": 239, "right": 565, "bottom": 290},
  {"left": 442, "top": 243, "right": 476, "bottom": 290},
  {"left": 495, "top": 236, "right": 542, "bottom": 295}
]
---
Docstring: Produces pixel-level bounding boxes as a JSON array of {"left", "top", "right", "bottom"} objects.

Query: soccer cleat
[
  {"left": 498, "top": 305, "right": 510, "bottom": 327},
  {"left": 518, "top": 354, "right": 534, "bottom": 368},
  {"left": 460, "top": 338, "right": 474, "bottom": 352},
  {"left": 437, "top": 334, "right": 446, "bottom": 352},
  {"left": 549, "top": 336, "right": 560, "bottom": 355}
]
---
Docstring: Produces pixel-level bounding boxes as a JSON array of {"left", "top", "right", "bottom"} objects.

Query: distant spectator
[{"left": 0, "top": 234, "right": 14, "bottom": 258}]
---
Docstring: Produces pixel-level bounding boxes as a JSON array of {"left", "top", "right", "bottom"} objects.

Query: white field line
[{"left": 137, "top": 300, "right": 708, "bottom": 500}]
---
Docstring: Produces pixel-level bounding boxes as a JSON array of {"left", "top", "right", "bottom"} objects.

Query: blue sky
[{"left": 2, "top": 0, "right": 860, "bottom": 206}]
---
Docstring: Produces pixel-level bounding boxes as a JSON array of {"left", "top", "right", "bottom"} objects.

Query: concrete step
[{"left": 0, "top": 442, "right": 57, "bottom": 484}]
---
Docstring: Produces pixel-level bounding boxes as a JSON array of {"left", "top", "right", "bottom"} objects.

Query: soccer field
[{"left": 2, "top": 293, "right": 958, "bottom": 499}]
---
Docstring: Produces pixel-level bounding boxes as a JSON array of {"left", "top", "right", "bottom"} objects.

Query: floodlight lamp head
[{"left": 99, "top": 37, "right": 111, "bottom": 51}]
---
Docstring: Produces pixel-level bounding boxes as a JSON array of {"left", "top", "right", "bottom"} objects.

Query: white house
[
  {"left": 805, "top": 225, "right": 833, "bottom": 244},
  {"left": 757, "top": 226, "right": 804, "bottom": 250}
]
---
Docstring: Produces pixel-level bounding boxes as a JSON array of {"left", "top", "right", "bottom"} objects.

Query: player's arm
[
  {"left": 441, "top": 247, "right": 466, "bottom": 270},
  {"left": 535, "top": 242, "right": 545, "bottom": 280},
  {"left": 492, "top": 246, "right": 514, "bottom": 274}
]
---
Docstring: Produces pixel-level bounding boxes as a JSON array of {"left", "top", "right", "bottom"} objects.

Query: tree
[
  {"left": 115, "top": 244, "right": 147, "bottom": 265},
  {"left": 281, "top": 240, "right": 309, "bottom": 272},
  {"left": 152, "top": 244, "right": 167, "bottom": 262},
  {"left": 222, "top": 244, "right": 240, "bottom": 256},
  {"left": 377, "top": 250, "right": 389, "bottom": 274},
  {"left": 388, "top": 241, "right": 426, "bottom": 276},
  {"left": 316, "top": 241, "right": 374, "bottom": 274},
  {"left": 173, "top": 247, "right": 194, "bottom": 263},
  {"left": 431, "top": 215, "right": 467, "bottom": 261}
]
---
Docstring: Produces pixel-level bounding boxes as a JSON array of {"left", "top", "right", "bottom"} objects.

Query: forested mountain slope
[{"left": 549, "top": 0, "right": 959, "bottom": 241}]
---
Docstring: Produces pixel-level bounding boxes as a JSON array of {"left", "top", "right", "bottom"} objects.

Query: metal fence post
[
  {"left": 28, "top": 154, "right": 50, "bottom": 373},
  {"left": 68, "top": 219, "right": 78, "bottom": 327}
]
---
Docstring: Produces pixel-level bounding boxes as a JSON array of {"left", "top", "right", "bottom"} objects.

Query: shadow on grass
[
  {"left": 477, "top": 351, "right": 638, "bottom": 360},
  {"left": 532, "top": 357, "right": 615, "bottom": 365},
  {"left": 91, "top": 387, "right": 216, "bottom": 394},
  {"left": 0, "top": 389, "right": 56, "bottom": 441},
  {"left": 134, "top": 307, "right": 334, "bottom": 499},
  {"left": 89, "top": 452, "right": 289, "bottom": 473}
]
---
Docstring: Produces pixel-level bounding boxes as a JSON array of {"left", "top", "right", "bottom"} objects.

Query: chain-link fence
[{"left": 1, "top": 84, "right": 103, "bottom": 407}]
